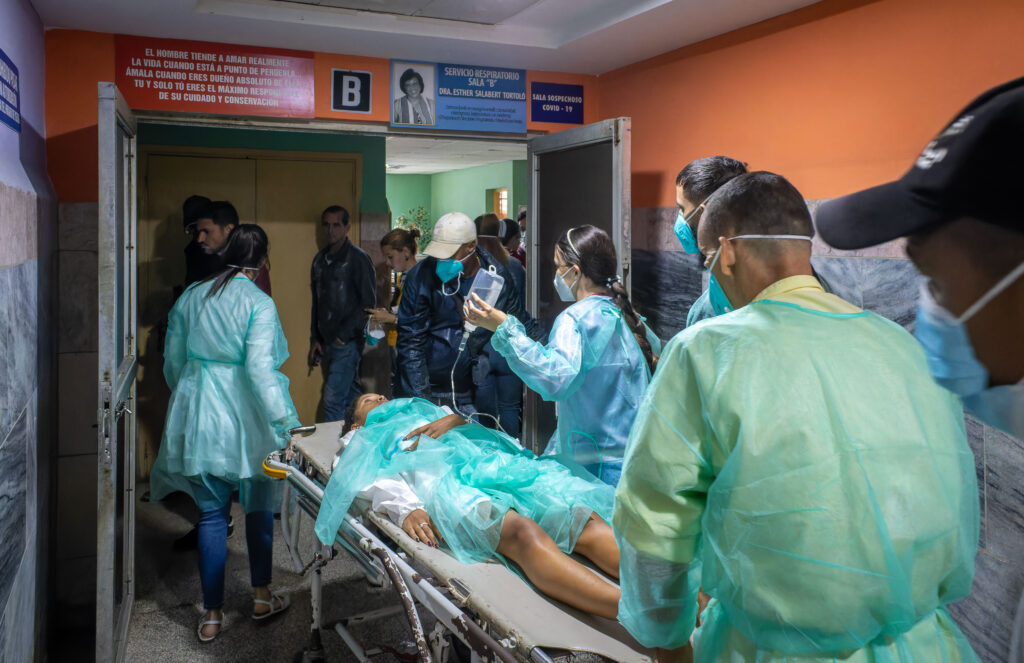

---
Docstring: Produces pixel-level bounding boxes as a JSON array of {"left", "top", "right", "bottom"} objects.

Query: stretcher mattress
[{"left": 295, "top": 422, "right": 652, "bottom": 663}]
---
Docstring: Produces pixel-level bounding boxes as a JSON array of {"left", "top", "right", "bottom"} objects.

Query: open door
[
  {"left": 96, "top": 82, "right": 138, "bottom": 663},
  {"left": 523, "top": 118, "right": 631, "bottom": 454}
]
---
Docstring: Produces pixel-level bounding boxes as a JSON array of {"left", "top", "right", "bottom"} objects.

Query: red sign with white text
[{"left": 115, "top": 35, "right": 314, "bottom": 118}]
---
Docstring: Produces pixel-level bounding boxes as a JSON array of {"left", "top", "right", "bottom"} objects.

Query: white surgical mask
[{"left": 553, "top": 265, "right": 579, "bottom": 302}]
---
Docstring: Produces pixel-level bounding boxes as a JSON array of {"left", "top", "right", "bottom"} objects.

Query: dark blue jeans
[
  {"left": 322, "top": 341, "right": 363, "bottom": 422},
  {"left": 191, "top": 477, "right": 274, "bottom": 610},
  {"left": 474, "top": 347, "right": 523, "bottom": 437}
]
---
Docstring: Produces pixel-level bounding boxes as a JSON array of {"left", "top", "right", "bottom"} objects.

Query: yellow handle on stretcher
[
  {"left": 264, "top": 424, "right": 318, "bottom": 480},
  {"left": 263, "top": 456, "right": 289, "bottom": 480}
]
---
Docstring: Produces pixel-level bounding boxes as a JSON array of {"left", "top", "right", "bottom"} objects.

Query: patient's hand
[
  {"left": 402, "top": 509, "right": 442, "bottom": 548},
  {"left": 403, "top": 413, "right": 467, "bottom": 449}
]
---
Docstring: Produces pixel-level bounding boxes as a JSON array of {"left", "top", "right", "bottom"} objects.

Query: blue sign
[
  {"left": 531, "top": 82, "right": 583, "bottom": 125},
  {"left": 391, "top": 60, "right": 526, "bottom": 134},
  {"left": 0, "top": 48, "right": 20, "bottom": 133}
]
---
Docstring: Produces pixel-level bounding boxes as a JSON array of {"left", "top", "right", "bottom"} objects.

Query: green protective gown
[
  {"left": 150, "top": 275, "right": 300, "bottom": 513},
  {"left": 614, "top": 298, "right": 980, "bottom": 662},
  {"left": 314, "top": 398, "right": 613, "bottom": 563},
  {"left": 491, "top": 295, "right": 653, "bottom": 484}
]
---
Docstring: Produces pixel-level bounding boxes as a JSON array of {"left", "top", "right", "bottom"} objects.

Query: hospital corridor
[{"left": 1, "top": 0, "right": 1023, "bottom": 662}]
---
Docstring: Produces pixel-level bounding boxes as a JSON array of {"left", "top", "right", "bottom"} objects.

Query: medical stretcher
[{"left": 264, "top": 422, "right": 651, "bottom": 663}]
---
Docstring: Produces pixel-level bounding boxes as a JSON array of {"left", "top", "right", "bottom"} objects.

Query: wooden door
[
  {"left": 255, "top": 157, "right": 360, "bottom": 426},
  {"left": 137, "top": 147, "right": 362, "bottom": 476}
]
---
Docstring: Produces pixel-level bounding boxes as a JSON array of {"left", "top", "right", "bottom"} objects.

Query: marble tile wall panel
[
  {"left": 7, "top": 261, "right": 38, "bottom": 415},
  {"left": 57, "top": 251, "right": 98, "bottom": 354},
  {"left": 58, "top": 202, "right": 98, "bottom": 253},
  {"left": 0, "top": 410, "right": 27, "bottom": 616},
  {"left": 630, "top": 249, "right": 705, "bottom": 341},
  {"left": 631, "top": 202, "right": 908, "bottom": 258},
  {"left": 982, "top": 425, "right": 1024, "bottom": 562},
  {"left": 0, "top": 182, "right": 37, "bottom": 270},
  {"left": 0, "top": 550, "right": 35, "bottom": 663},
  {"left": 810, "top": 257, "right": 922, "bottom": 328},
  {"left": 949, "top": 549, "right": 1022, "bottom": 663},
  {"left": 965, "top": 415, "right": 987, "bottom": 550},
  {"left": 0, "top": 267, "right": 11, "bottom": 444}
]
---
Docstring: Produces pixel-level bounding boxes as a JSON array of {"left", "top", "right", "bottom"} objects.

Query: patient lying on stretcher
[{"left": 314, "top": 394, "right": 621, "bottom": 619}]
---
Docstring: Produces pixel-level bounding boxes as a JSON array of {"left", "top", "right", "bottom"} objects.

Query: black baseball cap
[{"left": 816, "top": 77, "right": 1024, "bottom": 250}]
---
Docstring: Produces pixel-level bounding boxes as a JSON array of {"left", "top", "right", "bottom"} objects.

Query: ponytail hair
[
  {"left": 555, "top": 225, "right": 657, "bottom": 373},
  {"left": 202, "top": 224, "right": 269, "bottom": 298},
  {"left": 476, "top": 213, "right": 510, "bottom": 264}
]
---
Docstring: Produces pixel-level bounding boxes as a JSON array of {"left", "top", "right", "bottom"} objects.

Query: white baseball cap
[{"left": 422, "top": 212, "right": 476, "bottom": 259}]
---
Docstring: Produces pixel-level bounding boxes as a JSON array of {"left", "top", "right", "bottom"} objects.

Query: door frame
[
  {"left": 96, "top": 81, "right": 139, "bottom": 663},
  {"left": 522, "top": 117, "right": 632, "bottom": 454}
]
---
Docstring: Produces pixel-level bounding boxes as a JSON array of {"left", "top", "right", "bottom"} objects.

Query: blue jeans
[
  {"left": 190, "top": 476, "right": 274, "bottom": 610},
  {"left": 322, "top": 341, "right": 363, "bottom": 422},
  {"left": 474, "top": 347, "right": 523, "bottom": 437}
]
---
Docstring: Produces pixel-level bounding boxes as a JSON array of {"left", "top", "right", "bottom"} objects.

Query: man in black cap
[{"left": 816, "top": 77, "right": 1024, "bottom": 441}]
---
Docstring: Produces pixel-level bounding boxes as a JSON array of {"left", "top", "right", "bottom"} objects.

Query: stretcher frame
[{"left": 265, "top": 421, "right": 651, "bottom": 663}]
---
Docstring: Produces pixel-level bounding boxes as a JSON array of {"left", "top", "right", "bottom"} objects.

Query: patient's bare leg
[
  {"left": 572, "top": 513, "right": 620, "bottom": 579},
  {"left": 496, "top": 511, "right": 620, "bottom": 620}
]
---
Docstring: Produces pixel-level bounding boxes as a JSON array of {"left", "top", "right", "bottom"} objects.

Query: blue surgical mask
[
  {"left": 706, "top": 249, "right": 733, "bottom": 315},
  {"left": 553, "top": 265, "right": 579, "bottom": 302},
  {"left": 914, "top": 262, "right": 1024, "bottom": 436},
  {"left": 673, "top": 207, "right": 703, "bottom": 254},
  {"left": 705, "top": 234, "right": 814, "bottom": 316},
  {"left": 435, "top": 257, "right": 465, "bottom": 283}
]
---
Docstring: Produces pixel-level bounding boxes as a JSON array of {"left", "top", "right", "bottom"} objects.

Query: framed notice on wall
[
  {"left": 115, "top": 35, "right": 315, "bottom": 118},
  {"left": 391, "top": 59, "right": 527, "bottom": 133},
  {"left": 0, "top": 48, "right": 20, "bottom": 133}
]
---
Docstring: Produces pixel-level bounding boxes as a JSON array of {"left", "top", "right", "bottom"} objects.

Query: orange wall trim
[
  {"left": 45, "top": 0, "right": 1024, "bottom": 207},
  {"left": 595, "top": 0, "right": 1024, "bottom": 206},
  {"left": 44, "top": 29, "right": 595, "bottom": 203}
]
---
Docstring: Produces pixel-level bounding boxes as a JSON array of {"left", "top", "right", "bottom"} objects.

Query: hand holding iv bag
[{"left": 463, "top": 266, "right": 504, "bottom": 332}]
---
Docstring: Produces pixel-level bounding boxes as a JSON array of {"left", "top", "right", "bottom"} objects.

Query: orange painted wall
[
  {"left": 596, "top": 0, "right": 1024, "bottom": 207},
  {"left": 45, "top": 30, "right": 115, "bottom": 202},
  {"left": 45, "top": 29, "right": 594, "bottom": 202}
]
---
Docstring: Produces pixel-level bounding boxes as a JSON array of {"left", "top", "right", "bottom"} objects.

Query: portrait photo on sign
[{"left": 392, "top": 61, "right": 436, "bottom": 127}]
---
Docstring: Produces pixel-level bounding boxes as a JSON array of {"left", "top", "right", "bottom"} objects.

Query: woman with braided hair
[{"left": 464, "top": 224, "right": 658, "bottom": 485}]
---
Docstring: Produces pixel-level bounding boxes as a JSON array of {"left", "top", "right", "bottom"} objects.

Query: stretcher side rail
[
  {"left": 266, "top": 450, "right": 517, "bottom": 663},
  {"left": 270, "top": 422, "right": 652, "bottom": 663}
]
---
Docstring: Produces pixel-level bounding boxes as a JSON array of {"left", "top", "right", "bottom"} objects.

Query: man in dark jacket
[
  {"left": 395, "top": 212, "right": 542, "bottom": 414},
  {"left": 309, "top": 205, "right": 377, "bottom": 422}
]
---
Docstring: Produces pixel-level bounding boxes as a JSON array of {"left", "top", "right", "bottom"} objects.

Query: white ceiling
[
  {"left": 32, "top": 0, "right": 822, "bottom": 75},
  {"left": 386, "top": 135, "right": 526, "bottom": 174}
]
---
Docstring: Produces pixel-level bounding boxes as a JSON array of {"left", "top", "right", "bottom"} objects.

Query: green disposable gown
[
  {"left": 615, "top": 298, "right": 980, "bottom": 662},
  {"left": 314, "top": 398, "right": 613, "bottom": 563},
  {"left": 150, "top": 275, "right": 300, "bottom": 513}
]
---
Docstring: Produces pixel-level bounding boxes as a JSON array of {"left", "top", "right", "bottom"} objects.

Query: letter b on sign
[{"left": 332, "top": 70, "right": 372, "bottom": 113}]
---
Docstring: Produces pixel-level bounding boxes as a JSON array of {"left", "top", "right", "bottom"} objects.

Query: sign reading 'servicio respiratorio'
[
  {"left": 115, "top": 35, "right": 314, "bottom": 118},
  {"left": 391, "top": 60, "right": 526, "bottom": 133},
  {"left": 530, "top": 82, "right": 583, "bottom": 125},
  {"left": 0, "top": 48, "right": 20, "bottom": 133}
]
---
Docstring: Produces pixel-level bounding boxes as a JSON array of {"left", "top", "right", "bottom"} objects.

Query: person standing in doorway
[
  {"left": 190, "top": 200, "right": 272, "bottom": 295},
  {"left": 309, "top": 205, "right": 377, "bottom": 422}
]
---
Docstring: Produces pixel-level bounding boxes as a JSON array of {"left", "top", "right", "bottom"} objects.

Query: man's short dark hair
[
  {"left": 322, "top": 205, "right": 350, "bottom": 226},
  {"left": 399, "top": 68, "right": 425, "bottom": 93},
  {"left": 676, "top": 156, "right": 748, "bottom": 204},
  {"left": 199, "top": 201, "right": 239, "bottom": 228},
  {"left": 183, "top": 195, "right": 211, "bottom": 229},
  {"left": 703, "top": 171, "right": 814, "bottom": 244}
]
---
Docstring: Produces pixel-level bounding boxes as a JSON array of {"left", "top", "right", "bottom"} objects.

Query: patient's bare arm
[{"left": 403, "top": 413, "right": 467, "bottom": 448}]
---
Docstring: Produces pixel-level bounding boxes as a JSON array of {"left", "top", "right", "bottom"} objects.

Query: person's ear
[{"left": 718, "top": 237, "right": 737, "bottom": 277}]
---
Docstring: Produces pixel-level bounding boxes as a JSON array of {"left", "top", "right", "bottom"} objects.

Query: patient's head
[{"left": 343, "top": 393, "right": 388, "bottom": 434}]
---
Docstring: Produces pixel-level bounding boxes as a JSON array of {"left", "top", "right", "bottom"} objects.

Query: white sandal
[
  {"left": 197, "top": 614, "right": 222, "bottom": 642},
  {"left": 251, "top": 593, "right": 290, "bottom": 621}
]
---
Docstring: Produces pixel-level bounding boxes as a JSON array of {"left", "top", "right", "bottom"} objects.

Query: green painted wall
[
  {"left": 137, "top": 124, "right": 388, "bottom": 213},
  {"left": 512, "top": 160, "right": 528, "bottom": 220},
  {"left": 386, "top": 173, "right": 432, "bottom": 222},
  {"left": 430, "top": 161, "right": 512, "bottom": 222}
]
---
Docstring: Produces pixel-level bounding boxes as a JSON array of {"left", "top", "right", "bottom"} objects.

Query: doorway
[{"left": 136, "top": 146, "right": 363, "bottom": 476}]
